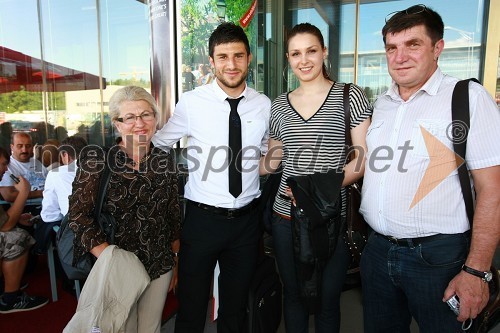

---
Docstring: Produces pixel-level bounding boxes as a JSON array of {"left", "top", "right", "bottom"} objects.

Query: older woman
[{"left": 68, "top": 86, "right": 181, "bottom": 333}]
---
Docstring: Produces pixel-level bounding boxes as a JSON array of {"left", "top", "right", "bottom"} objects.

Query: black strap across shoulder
[
  {"left": 451, "top": 78, "right": 480, "bottom": 225},
  {"left": 94, "top": 157, "right": 112, "bottom": 221},
  {"left": 343, "top": 83, "right": 352, "bottom": 149}
]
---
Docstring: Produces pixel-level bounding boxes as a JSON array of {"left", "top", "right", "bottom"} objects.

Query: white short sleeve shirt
[{"left": 360, "top": 69, "right": 500, "bottom": 238}]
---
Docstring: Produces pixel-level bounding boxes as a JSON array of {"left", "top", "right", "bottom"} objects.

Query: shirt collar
[
  {"left": 385, "top": 68, "right": 443, "bottom": 101},
  {"left": 211, "top": 78, "right": 248, "bottom": 103}
]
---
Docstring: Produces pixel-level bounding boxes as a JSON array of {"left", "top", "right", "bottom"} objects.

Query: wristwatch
[{"left": 462, "top": 265, "right": 493, "bottom": 283}]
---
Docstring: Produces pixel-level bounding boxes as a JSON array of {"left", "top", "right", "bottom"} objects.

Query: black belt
[
  {"left": 376, "top": 232, "right": 459, "bottom": 247},
  {"left": 188, "top": 199, "right": 259, "bottom": 219}
]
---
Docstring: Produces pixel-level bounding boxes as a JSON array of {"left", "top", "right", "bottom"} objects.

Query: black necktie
[{"left": 227, "top": 97, "right": 244, "bottom": 198}]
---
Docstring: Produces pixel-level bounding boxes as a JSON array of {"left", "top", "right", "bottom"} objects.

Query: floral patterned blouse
[{"left": 68, "top": 144, "right": 181, "bottom": 280}]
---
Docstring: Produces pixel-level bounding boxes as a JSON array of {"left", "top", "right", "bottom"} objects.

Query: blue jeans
[
  {"left": 360, "top": 232, "right": 470, "bottom": 333},
  {"left": 272, "top": 215, "right": 350, "bottom": 333}
]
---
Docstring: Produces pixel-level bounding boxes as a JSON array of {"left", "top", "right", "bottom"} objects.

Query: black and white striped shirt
[{"left": 270, "top": 82, "right": 371, "bottom": 217}]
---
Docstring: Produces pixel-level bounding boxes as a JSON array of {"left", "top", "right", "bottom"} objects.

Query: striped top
[{"left": 270, "top": 82, "right": 372, "bottom": 218}]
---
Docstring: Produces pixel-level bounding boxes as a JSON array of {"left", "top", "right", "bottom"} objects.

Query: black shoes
[{"left": 0, "top": 292, "right": 48, "bottom": 313}]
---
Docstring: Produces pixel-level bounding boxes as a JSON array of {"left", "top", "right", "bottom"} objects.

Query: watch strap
[{"left": 462, "top": 264, "right": 490, "bottom": 282}]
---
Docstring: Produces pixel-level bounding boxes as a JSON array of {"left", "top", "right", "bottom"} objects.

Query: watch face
[{"left": 485, "top": 272, "right": 493, "bottom": 282}]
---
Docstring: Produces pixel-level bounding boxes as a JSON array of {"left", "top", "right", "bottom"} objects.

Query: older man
[
  {"left": 0, "top": 133, "right": 47, "bottom": 214},
  {"left": 359, "top": 4, "right": 500, "bottom": 333}
]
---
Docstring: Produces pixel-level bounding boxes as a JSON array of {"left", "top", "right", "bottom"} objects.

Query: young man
[
  {"left": 0, "top": 147, "right": 48, "bottom": 313},
  {"left": 34, "top": 136, "right": 87, "bottom": 254},
  {"left": 153, "top": 22, "right": 271, "bottom": 333},
  {"left": 359, "top": 5, "right": 500, "bottom": 332}
]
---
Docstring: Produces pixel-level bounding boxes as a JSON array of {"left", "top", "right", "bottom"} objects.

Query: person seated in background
[
  {"left": 33, "top": 136, "right": 88, "bottom": 254},
  {"left": 196, "top": 64, "right": 214, "bottom": 86},
  {"left": 0, "top": 147, "right": 48, "bottom": 313},
  {"left": 40, "top": 139, "right": 60, "bottom": 171},
  {"left": 54, "top": 126, "right": 69, "bottom": 142},
  {"left": 0, "top": 133, "right": 48, "bottom": 216},
  {"left": 191, "top": 63, "right": 204, "bottom": 82},
  {"left": 182, "top": 64, "right": 196, "bottom": 92}
]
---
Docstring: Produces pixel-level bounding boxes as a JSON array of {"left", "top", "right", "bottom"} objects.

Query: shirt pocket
[
  {"left": 242, "top": 119, "right": 266, "bottom": 147},
  {"left": 410, "top": 119, "right": 453, "bottom": 158},
  {"left": 366, "top": 120, "right": 384, "bottom": 155}
]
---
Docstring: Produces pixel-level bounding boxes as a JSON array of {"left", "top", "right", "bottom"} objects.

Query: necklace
[{"left": 130, "top": 153, "right": 150, "bottom": 167}]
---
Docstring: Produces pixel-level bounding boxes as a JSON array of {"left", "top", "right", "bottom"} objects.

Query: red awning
[{"left": 0, "top": 46, "right": 106, "bottom": 93}]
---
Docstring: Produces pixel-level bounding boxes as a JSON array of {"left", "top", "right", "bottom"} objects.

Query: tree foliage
[
  {"left": 0, "top": 87, "right": 42, "bottom": 112},
  {"left": 0, "top": 87, "right": 66, "bottom": 113},
  {"left": 181, "top": 0, "right": 256, "bottom": 67}
]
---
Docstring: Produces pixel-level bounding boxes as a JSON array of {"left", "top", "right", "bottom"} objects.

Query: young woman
[{"left": 263, "top": 23, "right": 371, "bottom": 333}]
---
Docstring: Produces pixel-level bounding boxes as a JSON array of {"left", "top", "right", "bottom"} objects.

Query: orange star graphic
[{"left": 409, "top": 125, "right": 465, "bottom": 209}]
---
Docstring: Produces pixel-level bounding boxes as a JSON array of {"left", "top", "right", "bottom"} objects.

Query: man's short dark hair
[
  {"left": 208, "top": 22, "right": 250, "bottom": 58},
  {"left": 58, "top": 135, "right": 88, "bottom": 161},
  {"left": 0, "top": 147, "right": 10, "bottom": 163},
  {"left": 382, "top": 4, "right": 444, "bottom": 45}
]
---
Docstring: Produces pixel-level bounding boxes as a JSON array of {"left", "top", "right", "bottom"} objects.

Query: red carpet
[{"left": 0, "top": 255, "right": 179, "bottom": 332}]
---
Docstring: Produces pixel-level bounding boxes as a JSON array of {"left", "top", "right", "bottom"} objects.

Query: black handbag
[
  {"left": 56, "top": 160, "right": 115, "bottom": 280},
  {"left": 343, "top": 83, "right": 369, "bottom": 264}
]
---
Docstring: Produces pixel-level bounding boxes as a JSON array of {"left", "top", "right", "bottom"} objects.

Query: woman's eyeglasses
[
  {"left": 117, "top": 112, "right": 155, "bottom": 124},
  {"left": 385, "top": 4, "right": 427, "bottom": 23}
]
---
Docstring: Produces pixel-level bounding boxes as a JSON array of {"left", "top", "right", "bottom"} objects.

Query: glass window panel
[
  {"left": 97, "top": 0, "right": 150, "bottom": 146},
  {"left": 496, "top": 49, "right": 500, "bottom": 108},
  {"left": 177, "top": 0, "right": 259, "bottom": 95},
  {"left": 283, "top": 1, "right": 355, "bottom": 92},
  {"left": 358, "top": 0, "right": 485, "bottom": 102},
  {"left": 38, "top": 0, "right": 100, "bottom": 145},
  {"left": 0, "top": 0, "right": 43, "bottom": 150}
]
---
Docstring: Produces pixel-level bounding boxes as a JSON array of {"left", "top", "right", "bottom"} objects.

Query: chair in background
[{"left": 47, "top": 225, "right": 80, "bottom": 302}]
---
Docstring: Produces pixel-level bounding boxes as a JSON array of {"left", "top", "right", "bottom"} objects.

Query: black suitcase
[{"left": 247, "top": 254, "right": 283, "bottom": 333}]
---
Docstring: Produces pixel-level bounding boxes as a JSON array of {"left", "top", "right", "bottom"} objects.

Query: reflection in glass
[
  {"left": 496, "top": 51, "right": 500, "bottom": 107},
  {"left": 358, "top": 0, "right": 484, "bottom": 102},
  {"left": 0, "top": 0, "right": 151, "bottom": 150},
  {"left": 178, "top": 0, "right": 258, "bottom": 95}
]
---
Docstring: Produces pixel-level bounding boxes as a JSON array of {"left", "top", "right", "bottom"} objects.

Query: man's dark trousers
[{"left": 174, "top": 200, "right": 260, "bottom": 333}]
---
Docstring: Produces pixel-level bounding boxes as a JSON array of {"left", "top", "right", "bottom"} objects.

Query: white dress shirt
[
  {"left": 152, "top": 79, "right": 271, "bottom": 208},
  {"left": 360, "top": 69, "right": 500, "bottom": 238},
  {"left": 41, "top": 161, "right": 77, "bottom": 222}
]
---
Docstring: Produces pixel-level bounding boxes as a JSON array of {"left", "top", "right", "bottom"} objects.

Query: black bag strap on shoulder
[
  {"left": 95, "top": 160, "right": 111, "bottom": 220},
  {"left": 451, "top": 78, "right": 480, "bottom": 225},
  {"left": 94, "top": 157, "right": 113, "bottom": 240},
  {"left": 343, "top": 83, "right": 352, "bottom": 150}
]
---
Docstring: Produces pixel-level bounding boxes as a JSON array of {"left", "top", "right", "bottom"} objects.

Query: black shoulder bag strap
[
  {"left": 451, "top": 78, "right": 480, "bottom": 225},
  {"left": 343, "top": 83, "right": 352, "bottom": 151},
  {"left": 94, "top": 157, "right": 113, "bottom": 241}
]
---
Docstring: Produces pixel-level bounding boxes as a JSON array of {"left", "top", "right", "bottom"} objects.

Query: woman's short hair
[{"left": 108, "top": 86, "right": 159, "bottom": 125}]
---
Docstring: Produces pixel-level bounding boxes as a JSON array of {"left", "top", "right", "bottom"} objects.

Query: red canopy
[{"left": 0, "top": 46, "right": 106, "bottom": 93}]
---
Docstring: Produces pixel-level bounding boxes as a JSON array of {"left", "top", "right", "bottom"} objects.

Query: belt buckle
[
  {"left": 227, "top": 209, "right": 235, "bottom": 219},
  {"left": 388, "top": 236, "right": 399, "bottom": 245}
]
